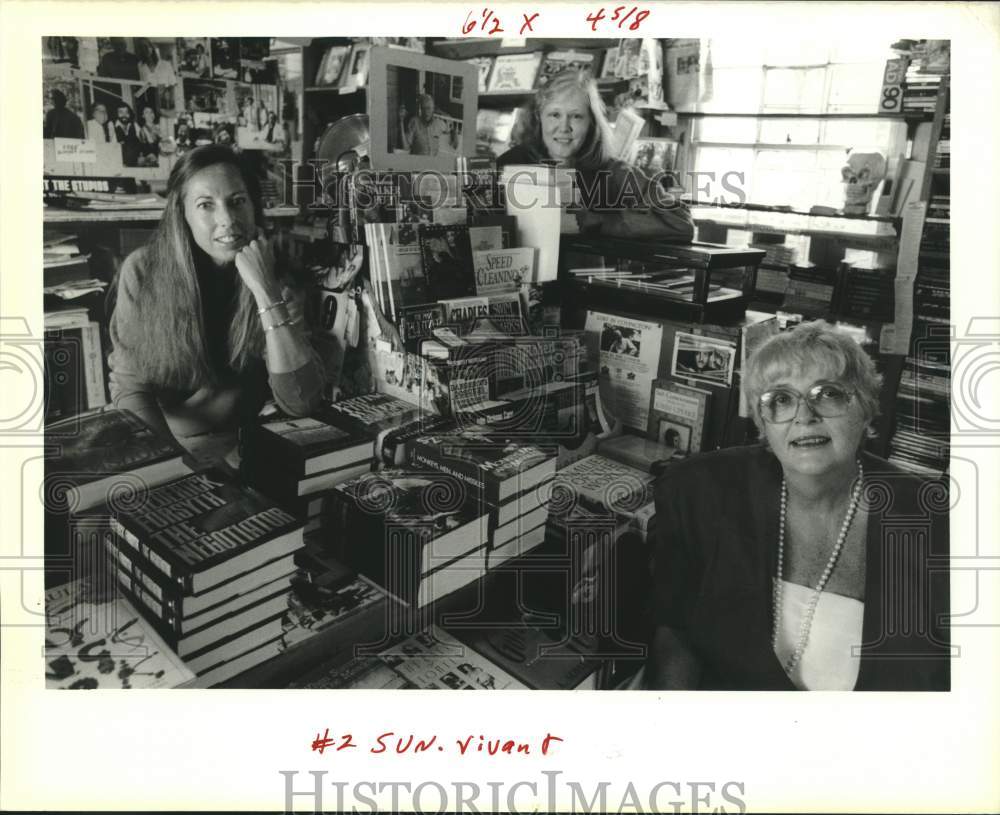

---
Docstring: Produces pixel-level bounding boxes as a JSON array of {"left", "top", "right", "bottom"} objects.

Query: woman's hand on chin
[{"left": 235, "top": 228, "right": 280, "bottom": 303}]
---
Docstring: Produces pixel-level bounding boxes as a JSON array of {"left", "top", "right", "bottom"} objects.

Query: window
[{"left": 681, "top": 39, "right": 908, "bottom": 210}]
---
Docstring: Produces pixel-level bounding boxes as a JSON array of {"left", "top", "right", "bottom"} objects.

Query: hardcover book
[
  {"left": 418, "top": 224, "right": 477, "bottom": 301},
  {"left": 113, "top": 565, "right": 290, "bottom": 658},
  {"left": 191, "top": 633, "right": 284, "bottom": 688},
  {"left": 242, "top": 456, "right": 373, "bottom": 501},
  {"left": 241, "top": 415, "right": 374, "bottom": 477},
  {"left": 408, "top": 430, "right": 557, "bottom": 506},
  {"left": 321, "top": 392, "right": 425, "bottom": 438},
  {"left": 102, "top": 527, "right": 298, "bottom": 620},
  {"left": 110, "top": 469, "right": 305, "bottom": 595},
  {"left": 44, "top": 409, "right": 190, "bottom": 513},
  {"left": 106, "top": 530, "right": 295, "bottom": 635},
  {"left": 45, "top": 577, "right": 195, "bottom": 689},
  {"left": 328, "top": 469, "right": 489, "bottom": 607}
]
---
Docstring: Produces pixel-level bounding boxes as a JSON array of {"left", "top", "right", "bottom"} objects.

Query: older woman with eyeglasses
[{"left": 645, "top": 320, "right": 950, "bottom": 691}]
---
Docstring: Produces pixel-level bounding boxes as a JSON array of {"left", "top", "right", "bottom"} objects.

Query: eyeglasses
[{"left": 758, "top": 382, "right": 855, "bottom": 424}]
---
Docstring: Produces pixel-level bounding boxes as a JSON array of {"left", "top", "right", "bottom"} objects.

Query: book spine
[
  {"left": 110, "top": 516, "right": 192, "bottom": 593},
  {"left": 326, "top": 490, "right": 421, "bottom": 606},
  {"left": 106, "top": 528, "right": 187, "bottom": 609},
  {"left": 111, "top": 555, "right": 182, "bottom": 636},
  {"left": 43, "top": 329, "right": 85, "bottom": 421},
  {"left": 81, "top": 322, "right": 106, "bottom": 410},
  {"left": 408, "top": 439, "right": 497, "bottom": 505}
]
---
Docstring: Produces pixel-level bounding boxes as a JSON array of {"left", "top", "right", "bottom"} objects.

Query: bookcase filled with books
[{"left": 885, "top": 73, "right": 950, "bottom": 477}]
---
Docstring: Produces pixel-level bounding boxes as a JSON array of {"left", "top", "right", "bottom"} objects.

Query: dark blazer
[{"left": 652, "top": 445, "right": 951, "bottom": 690}]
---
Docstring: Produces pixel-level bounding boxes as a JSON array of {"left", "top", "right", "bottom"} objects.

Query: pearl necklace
[{"left": 772, "top": 459, "right": 863, "bottom": 676}]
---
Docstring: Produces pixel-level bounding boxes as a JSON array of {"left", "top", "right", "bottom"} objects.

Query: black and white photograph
[
  {"left": 175, "top": 36, "right": 211, "bottom": 78},
  {"left": 368, "top": 45, "right": 476, "bottom": 171},
  {"left": 600, "top": 323, "right": 642, "bottom": 357},
  {"left": 14, "top": 8, "right": 1000, "bottom": 815},
  {"left": 672, "top": 332, "right": 737, "bottom": 385},
  {"left": 657, "top": 419, "right": 692, "bottom": 455}
]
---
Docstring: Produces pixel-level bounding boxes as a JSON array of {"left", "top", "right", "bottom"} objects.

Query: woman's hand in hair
[{"left": 235, "top": 228, "right": 281, "bottom": 304}]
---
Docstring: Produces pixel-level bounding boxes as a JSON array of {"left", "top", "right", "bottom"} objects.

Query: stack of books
[
  {"left": 901, "top": 66, "right": 943, "bottom": 114},
  {"left": 101, "top": 468, "right": 307, "bottom": 687},
  {"left": 408, "top": 429, "right": 558, "bottom": 569},
  {"left": 548, "top": 453, "right": 654, "bottom": 532},
  {"left": 889, "top": 355, "right": 950, "bottom": 477},
  {"left": 240, "top": 393, "right": 423, "bottom": 506},
  {"left": 326, "top": 468, "right": 490, "bottom": 608}
]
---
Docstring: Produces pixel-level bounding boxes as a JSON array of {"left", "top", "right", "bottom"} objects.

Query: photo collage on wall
[{"left": 42, "top": 36, "right": 289, "bottom": 171}]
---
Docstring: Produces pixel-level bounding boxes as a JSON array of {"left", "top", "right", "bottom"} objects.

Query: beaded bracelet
[
  {"left": 263, "top": 316, "right": 300, "bottom": 333},
  {"left": 257, "top": 298, "right": 288, "bottom": 316}
]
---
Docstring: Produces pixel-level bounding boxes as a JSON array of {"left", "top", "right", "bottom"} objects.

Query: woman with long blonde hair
[{"left": 108, "top": 144, "right": 324, "bottom": 450}]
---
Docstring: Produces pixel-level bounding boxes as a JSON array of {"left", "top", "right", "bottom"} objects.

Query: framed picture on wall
[{"left": 367, "top": 46, "right": 477, "bottom": 174}]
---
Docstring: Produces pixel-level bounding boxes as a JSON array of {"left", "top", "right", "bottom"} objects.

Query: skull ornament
[{"left": 841, "top": 152, "right": 887, "bottom": 215}]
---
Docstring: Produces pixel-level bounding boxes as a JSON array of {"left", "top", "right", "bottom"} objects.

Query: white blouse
[{"left": 773, "top": 579, "right": 864, "bottom": 690}]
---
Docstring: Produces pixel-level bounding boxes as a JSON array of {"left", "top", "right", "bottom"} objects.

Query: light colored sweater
[{"left": 107, "top": 249, "right": 324, "bottom": 442}]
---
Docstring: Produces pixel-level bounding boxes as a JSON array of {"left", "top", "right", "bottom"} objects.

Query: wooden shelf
[{"left": 44, "top": 206, "right": 299, "bottom": 224}]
